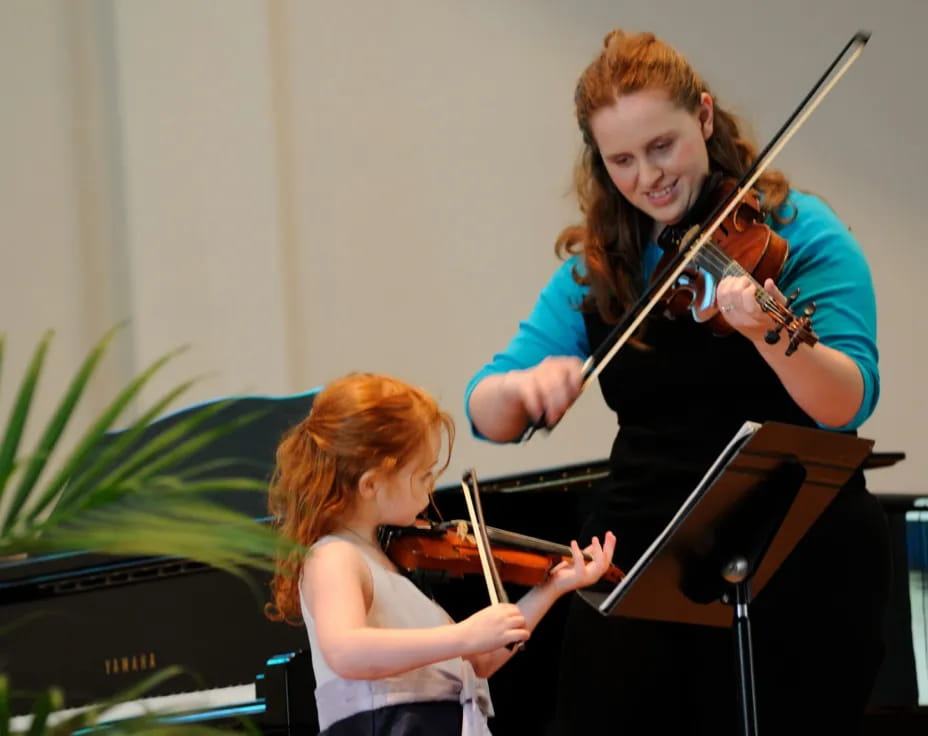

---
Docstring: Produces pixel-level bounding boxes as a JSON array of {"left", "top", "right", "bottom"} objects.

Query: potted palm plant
[{"left": 0, "top": 328, "right": 299, "bottom": 735}]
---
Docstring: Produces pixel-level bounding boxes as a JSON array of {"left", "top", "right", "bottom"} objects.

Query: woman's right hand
[
  {"left": 501, "top": 356, "right": 584, "bottom": 428},
  {"left": 459, "top": 603, "right": 530, "bottom": 653}
]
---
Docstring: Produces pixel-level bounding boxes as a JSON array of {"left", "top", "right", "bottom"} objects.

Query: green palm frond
[
  {"left": 0, "top": 675, "right": 10, "bottom": 736},
  {"left": 0, "top": 331, "right": 55, "bottom": 507},
  {"left": 0, "top": 326, "right": 295, "bottom": 571},
  {"left": 2, "top": 334, "right": 190, "bottom": 537},
  {"left": 0, "top": 329, "right": 301, "bottom": 735},
  {"left": 24, "top": 490, "right": 277, "bottom": 574},
  {"left": 0, "top": 326, "right": 123, "bottom": 532},
  {"left": 22, "top": 688, "right": 62, "bottom": 736}
]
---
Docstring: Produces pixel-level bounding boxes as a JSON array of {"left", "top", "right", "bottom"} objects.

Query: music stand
[{"left": 579, "top": 420, "right": 875, "bottom": 736}]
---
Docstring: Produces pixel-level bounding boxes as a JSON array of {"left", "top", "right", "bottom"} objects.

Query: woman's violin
[
  {"left": 653, "top": 173, "right": 817, "bottom": 353},
  {"left": 381, "top": 518, "right": 624, "bottom": 588}
]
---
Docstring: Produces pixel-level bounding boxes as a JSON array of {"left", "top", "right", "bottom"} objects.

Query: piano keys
[{"left": 8, "top": 683, "right": 260, "bottom": 732}]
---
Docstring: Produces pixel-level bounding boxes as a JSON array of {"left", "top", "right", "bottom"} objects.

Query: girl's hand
[
  {"left": 501, "top": 356, "right": 584, "bottom": 427},
  {"left": 716, "top": 276, "right": 785, "bottom": 344},
  {"left": 459, "top": 603, "right": 530, "bottom": 654},
  {"left": 546, "top": 531, "right": 617, "bottom": 595}
]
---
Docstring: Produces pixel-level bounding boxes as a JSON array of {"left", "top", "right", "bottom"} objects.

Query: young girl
[{"left": 266, "top": 372, "right": 616, "bottom": 735}]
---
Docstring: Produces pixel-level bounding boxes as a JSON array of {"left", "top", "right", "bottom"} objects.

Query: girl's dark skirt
[{"left": 320, "top": 700, "right": 464, "bottom": 736}]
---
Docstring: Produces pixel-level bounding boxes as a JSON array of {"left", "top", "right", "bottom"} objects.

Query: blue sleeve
[
  {"left": 773, "top": 191, "right": 879, "bottom": 429},
  {"left": 463, "top": 257, "right": 590, "bottom": 435}
]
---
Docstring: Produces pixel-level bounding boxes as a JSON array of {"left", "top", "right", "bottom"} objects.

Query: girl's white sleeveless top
[{"left": 300, "top": 535, "right": 494, "bottom": 734}]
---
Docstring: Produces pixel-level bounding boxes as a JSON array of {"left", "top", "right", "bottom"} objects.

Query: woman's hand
[
  {"left": 546, "top": 531, "right": 618, "bottom": 595},
  {"left": 500, "top": 356, "right": 584, "bottom": 428},
  {"left": 717, "top": 275, "right": 866, "bottom": 427},
  {"left": 715, "top": 275, "right": 785, "bottom": 344}
]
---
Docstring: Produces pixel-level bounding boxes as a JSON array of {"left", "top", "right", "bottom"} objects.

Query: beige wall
[{"left": 1, "top": 0, "right": 924, "bottom": 494}]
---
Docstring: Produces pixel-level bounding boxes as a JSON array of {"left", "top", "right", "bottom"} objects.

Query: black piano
[
  {"left": 1, "top": 392, "right": 925, "bottom": 734},
  {"left": 0, "top": 392, "right": 320, "bottom": 733}
]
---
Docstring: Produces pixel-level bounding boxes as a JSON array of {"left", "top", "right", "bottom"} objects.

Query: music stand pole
[
  {"left": 723, "top": 558, "right": 758, "bottom": 736},
  {"left": 707, "top": 459, "right": 803, "bottom": 736}
]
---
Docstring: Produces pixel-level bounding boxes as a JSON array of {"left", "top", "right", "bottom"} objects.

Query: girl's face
[
  {"left": 375, "top": 427, "right": 440, "bottom": 526},
  {"left": 590, "top": 87, "right": 714, "bottom": 227}
]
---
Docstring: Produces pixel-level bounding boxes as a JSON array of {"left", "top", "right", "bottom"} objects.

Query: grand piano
[{"left": 1, "top": 392, "right": 925, "bottom": 734}]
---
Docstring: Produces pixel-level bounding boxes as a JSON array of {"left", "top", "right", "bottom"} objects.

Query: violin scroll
[{"left": 758, "top": 287, "right": 818, "bottom": 353}]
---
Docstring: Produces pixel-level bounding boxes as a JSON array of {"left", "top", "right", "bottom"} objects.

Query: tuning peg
[
  {"left": 785, "top": 304, "right": 817, "bottom": 356},
  {"left": 764, "top": 288, "right": 802, "bottom": 345}
]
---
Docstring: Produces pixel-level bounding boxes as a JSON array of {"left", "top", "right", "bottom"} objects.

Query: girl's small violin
[{"left": 381, "top": 518, "right": 624, "bottom": 588}]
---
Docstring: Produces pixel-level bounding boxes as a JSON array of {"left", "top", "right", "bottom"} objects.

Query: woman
[{"left": 465, "top": 30, "right": 890, "bottom": 734}]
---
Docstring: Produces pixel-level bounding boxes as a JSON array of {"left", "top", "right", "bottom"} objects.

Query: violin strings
[
  {"left": 684, "top": 240, "right": 815, "bottom": 341},
  {"left": 689, "top": 241, "right": 791, "bottom": 320}
]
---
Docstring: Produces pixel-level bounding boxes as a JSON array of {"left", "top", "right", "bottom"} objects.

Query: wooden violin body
[
  {"left": 657, "top": 179, "right": 789, "bottom": 334},
  {"left": 382, "top": 519, "right": 624, "bottom": 588},
  {"left": 652, "top": 175, "right": 815, "bottom": 352}
]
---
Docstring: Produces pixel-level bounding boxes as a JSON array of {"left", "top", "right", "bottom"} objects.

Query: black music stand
[{"left": 579, "top": 420, "right": 875, "bottom": 736}]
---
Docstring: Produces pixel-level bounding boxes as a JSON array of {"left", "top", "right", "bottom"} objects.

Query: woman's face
[{"left": 590, "top": 88, "right": 714, "bottom": 226}]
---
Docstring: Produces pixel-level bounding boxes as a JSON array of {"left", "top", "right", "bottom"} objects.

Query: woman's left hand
[{"left": 716, "top": 276, "right": 784, "bottom": 343}]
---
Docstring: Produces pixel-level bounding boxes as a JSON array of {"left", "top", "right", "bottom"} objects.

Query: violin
[
  {"left": 381, "top": 518, "right": 625, "bottom": 588},
  {"left": 653, "top": 174, "right": 817, "bottom": 353}
]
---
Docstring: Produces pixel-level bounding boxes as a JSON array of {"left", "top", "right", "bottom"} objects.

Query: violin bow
[
  {"left": 460, "top": 468, "right": 524, "bottom": 651},
  {"left": 522, "top": 31, "right": 869, "bottom": 442}
]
